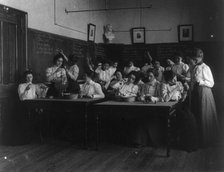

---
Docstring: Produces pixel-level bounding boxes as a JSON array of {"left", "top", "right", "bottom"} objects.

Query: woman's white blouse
[
  {"left": 108, "top": 67, "right": 117, "bottom": 77},
  {"left": 99, "top": 70, "right": 111, "bottom": 82},
  {"left": 80, "top": 80, "right": 105, "bottom": 98},
  {"left": 18, "top": 83, "right": 48, "bottom": 100},
  {"left": 119, "top": 83, "right": 138, "bottom": 97},
  {"left": 18, "top": 83, "right": 37, "bottom": 100},
  {"left": 172, "top": 62, "right": 189, "bottom": 76},
  {"left": 139, "top": 79, "right": 161, "bottom": 97},
  {"left": 46, "top": 66, "right": 67, "bottom": 84},
  {"left": 161, "top": 82, "right": 183, "bottom": 102},
  {"left": 193, "top": 63, "right": 214, "bottom": 88}
]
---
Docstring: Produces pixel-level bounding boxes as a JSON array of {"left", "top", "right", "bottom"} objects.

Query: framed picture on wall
[
  {"left": 178, "top": 24, "right": 193, "bottom": 42},
  {"left": 131, "top": 27, "right": 145, "bottom": 44},
  {"left": 88, "top": 23, "right": 96, "bottom": 42}
]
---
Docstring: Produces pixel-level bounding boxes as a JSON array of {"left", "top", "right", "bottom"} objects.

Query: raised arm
[
  {"left": 58, "top": 49, "right": 68, "bottom": 62},
  {"left": 67, "top": 65, "right": 79, "bottom": 81}
]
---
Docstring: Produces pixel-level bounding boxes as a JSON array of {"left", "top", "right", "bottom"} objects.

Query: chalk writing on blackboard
[{"left": 36, "top": 35, "right": 54, "bottom": 55}]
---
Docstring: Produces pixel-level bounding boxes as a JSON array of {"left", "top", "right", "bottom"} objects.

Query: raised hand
[{"left": 25, "top": 84, "right": 32, "bottom": 91}]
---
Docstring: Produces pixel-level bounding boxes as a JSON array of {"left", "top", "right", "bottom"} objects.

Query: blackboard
[{"left": 28, "top": 29, "right": 89, "bottom": 82}]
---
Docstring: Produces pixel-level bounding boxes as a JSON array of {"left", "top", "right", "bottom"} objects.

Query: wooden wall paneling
[
  {"left": 2, "top": 22, "right": 9, "bottom": 84},
  {"left": 0, "top": 21, "right": 2, "bottom": 83},
  {"left": 8, "top": 22, "right": 16, "bottom": 83}
]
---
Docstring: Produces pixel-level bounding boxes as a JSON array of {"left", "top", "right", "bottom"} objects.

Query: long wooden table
[
  {"left": 24, "top": 98, "right": 104, "bottom": 148},
  {"left": 94, "top": 101, "right": 178, "bottom": 157}
]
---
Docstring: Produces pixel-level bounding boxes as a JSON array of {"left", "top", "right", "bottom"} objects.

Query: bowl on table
[
  {"left": 121, "top": 96, "right": 136, "bottom": 102},
  {"left": 69, "top": 93, "right": 79, "bottom": 99},
  {"left": 62, "top": 93, "right": 79, "bottom": 99}
]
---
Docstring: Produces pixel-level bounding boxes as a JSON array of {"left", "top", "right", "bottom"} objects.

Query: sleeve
[
  {"left": 130, "top": 85, "right": 138, "bottom": 96},
  {"left": 161, "top": 83, "right": 176, "bottom": 102},
  {"left": 18, "top": 84, "right": 32, "bottom": 100},
  {"left": 161, "top": 83, "right": 170, "bottom": 102},
  {"left": 79, "top": 84, "right": 84, "bottom": 94},
  {"left": 36, "top": 84, "right": 48, "bottom": 98},
  {"left": 93, "top": 83, "right": 105, "bottom": 98},
  {"left": 123, "top": 67, "right": 127, "bottom": 75},
  {"left": 199, "top": 65, "right": 214, "bottom": 88},
  {"left": 68, "top": 66, "right": 79, "bottom": 81},
  {"left": 177, "top": 82, "right": 184, "bottom": 93},
  {"left": 154, "top": 82, "right": 161, "bottom": 99},
  {"left": 98, "top": 71, "right": 103, "bottom": 81},
  {"left": 18, "top": 84, "right": 27, "bottom": 100}
]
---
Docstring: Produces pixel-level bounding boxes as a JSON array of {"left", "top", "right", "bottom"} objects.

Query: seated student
[
  {"left": 116, "top": 72, "right": 138, "bottom": 101},
  {"left": 66, "top": 54, "right": 79, "bottom": 81},
  {"left": 161, "top": 70, "right": 198, "bottom": 151},
  {"left": 172, "top": 56, "right": 189, "bottom": 83},
  {"left": 98, "top": 62, "right": 111, "bottom": 90},
  {"left": 141, "top": 61, "right": 154, "bottom": 75},
  {"left": 80, "top": 72, "right": 105, "bottom": 99},
  {"left": 153, "top": 61, "right": 165, "bottom": 82},
  {"left": 161, "top": 70, "right": 184, "bottom": 102},
  {"left": 65, "top": 54, "right": 80, "bottom": 95},
  {"left": 109, "top": 71, "right": 125, "bottom": 90},
  {"left": 18, "top": 70, "right": 48, "bottom": 100},
  {"left": 133, "top": 71, "right": 145, "bottom": 95},
  {"left": 95, "top": 62, "right": 102, "bottom": 74},
  {"left": 137, "top": 70, "right": 161, "bottom": 103},
  {"left": 141, "top": 51, "right": 154, "bottom": 75},
  {"left": 108, "top": 61, "right": 118, "bottom": 77},
  {"left": 123, "top": 61, "right": 140, "bottom": 77},
  {"left": 165, "top": 58, "right": 175, "bottom": 71},
  {"left": 46, "top": 53, "right": 67, "bottom": 97}
]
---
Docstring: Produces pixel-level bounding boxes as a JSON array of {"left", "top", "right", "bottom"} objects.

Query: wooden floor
[{"left": 0, "top": 139, "right": 223, "bottom": 172}]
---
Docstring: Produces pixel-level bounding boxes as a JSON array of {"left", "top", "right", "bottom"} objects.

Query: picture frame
[
  {"left": 88, "top": 23, "right": 96, "bottom": 42},
  {"left": 131, "top": 27, "right": 145, "bottom": 44},
  {"left": 178, "top": 24, "right": 193, "bottom": 42}
]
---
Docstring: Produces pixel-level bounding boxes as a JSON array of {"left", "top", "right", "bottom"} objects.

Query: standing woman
[
  {"left": 46, "top": 53, "right": 67, "bottom": 97},
  {"left": 191, "top": 48, "right": 219, "bottom": 147},
  {"left": 64, "top": 54, "right": 80, "bottom": 95}
]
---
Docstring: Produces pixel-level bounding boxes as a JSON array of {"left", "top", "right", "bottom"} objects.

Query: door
[{"left": 0, "top": 4, "right": 27, "bottom": 144}]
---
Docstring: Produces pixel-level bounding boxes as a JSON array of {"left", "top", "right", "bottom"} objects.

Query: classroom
[{"left": 0, "top": 0, "right": 223, "bottom": 171}]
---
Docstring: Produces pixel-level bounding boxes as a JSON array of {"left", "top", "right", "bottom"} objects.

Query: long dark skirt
[
  {"left": 176, "top": 104, "right": 198, "bottom": 151},
  {"left": 192, "top": 85, "right": 219, "bottom": 147}
]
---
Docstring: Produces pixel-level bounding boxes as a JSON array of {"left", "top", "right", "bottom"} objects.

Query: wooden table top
[{"left": 94, "top": 100, "right": 178, "bottom": 108}]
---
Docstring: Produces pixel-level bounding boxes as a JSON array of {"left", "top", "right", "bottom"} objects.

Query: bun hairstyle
[
  {"left": 163, "top": 70, "right": 175, "bottom": 82},
  {"left": 69, "top": 54, "right": 78, "bottom": 64},
  {"left": 53, "top": 53, "right": 64, "bottom": 64},
  {"left": 84, "top": 71, "right": 94, "bottom": 78},
  {"left": 192, "top": 48, "right": 204, "bottom": 59},
  {"left": 24, "top": 69, "right": 33, "bottom": 77}
]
